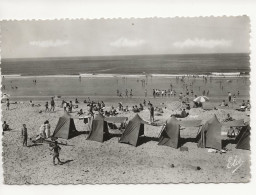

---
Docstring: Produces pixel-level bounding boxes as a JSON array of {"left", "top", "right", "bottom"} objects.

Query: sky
[{"left": 1, "top": 16, "right": 250, "bottom": 58}]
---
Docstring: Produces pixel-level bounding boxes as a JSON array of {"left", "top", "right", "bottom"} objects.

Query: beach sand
[{"left": 2, "top": 96, "right": 251, "bottom": 184}]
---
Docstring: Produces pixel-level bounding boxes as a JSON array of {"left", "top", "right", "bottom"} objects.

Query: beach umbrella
[
  {"left": 1, "top": 93, "right": 10, "bottom": 99},
  {"left": 193, "top": 96, "right": 209, "bottom": 103}
]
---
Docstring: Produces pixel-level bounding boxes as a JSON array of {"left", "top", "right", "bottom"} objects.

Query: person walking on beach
[
  {"left": 50, "top": 97, "right": 55, "bottom": 112},
  {"left": 130, "top": 89, "right": 133, "bottom": 98},
  {"left": 6, "top": 99, "right": 10, "bottom": 110},
  {"left": 50, "top": 141, "right": 63, "bottom": 166},
  {"left": 21, "top": 124, "right": 28, "bottom": 147},
  {"left": 45, "top": 102, "right": 49, "bottom": 112},
  {"left": 228, "top": 92, "right": 232, "bottom": 102}
]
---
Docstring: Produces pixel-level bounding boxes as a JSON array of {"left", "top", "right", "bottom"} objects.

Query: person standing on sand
[
  {"left": 50, "top": 141, "right": 63, "bottom": 165},
  {"left": 50, "top": 97, "right": 55, "bottom": 112},
  {"left": 45, "top": 102, "right": 49, "bottom": 112},
  {"left": 45, "top": 120, "right": 51, "bottom": 138},
  {"left": 149, "top": 104, "right": 154, "bottom": 123},
  {"left": 130, "top": 89, "right": 133, "bottom": 98},
  {"left": 228, "top": 92, "right": 232, "bottom": 102},
  {"left": 125, "top": 89, "right": 128, "bottom": 98},
  {"left": 21, "top": 124, "right": 28, "bottom": 147},
  {"left": 6, "top": 99, "right": 10, "bottom": 110}
]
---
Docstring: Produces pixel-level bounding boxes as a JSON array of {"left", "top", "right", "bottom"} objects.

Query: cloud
[
  {"left": 110, "top": 37, "right": 146, "bottom": 48},
  {"left": 29, "top": 40, "right": 70, "bottom": 47},
  {"left": 173, "top": 38, "right": 232, "bottom": 49}
]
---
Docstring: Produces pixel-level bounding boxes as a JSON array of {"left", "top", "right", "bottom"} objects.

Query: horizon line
[{"left": 1, "top": 52, "right": 250, "bottom": 60}]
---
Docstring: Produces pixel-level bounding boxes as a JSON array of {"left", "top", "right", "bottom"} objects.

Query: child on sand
[{"left": 50, "top": 141, "right": 63, "bottom": 166}]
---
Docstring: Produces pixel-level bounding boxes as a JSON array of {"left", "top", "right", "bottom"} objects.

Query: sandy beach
[{"left": 2, "top": 94, "right": 250, "bottom": 184}]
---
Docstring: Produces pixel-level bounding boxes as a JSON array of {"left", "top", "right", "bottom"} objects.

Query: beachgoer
[
  {"left": 50, "top": 97, "right": 55, "bottom": 112},
  {"left": 237, "top": 91, "right": 240, "bottom": 96},
  {"left": 228, "top": 92, "right": 232, "bottom": 102},
  {"left": 181, "top": 109, "right": 188, "bottom": 118},
  {"left": 246, "top": 100, "right": 251, "bottom": 111},
  {"left": 130, "top": 89, "right": 133, "bottom": 98},
  {"left": 69, "top": 101, "right": 73, "bottom": 112},
  {"left": 145, "top": 89, "right": 147, "bottom": 97},
  {"left": 45, "top": 120, "right": 51, "bottom": 138},
  {"left": 223, "top": 114, "right": 233, "bottom": 122},
  {"left": 77, "top": 109, "right": 84, "bottom": 116},
  {"left": 6, "top": 99, "right": 10, "bottom": 110},
  {"left": 75, "top": 98, "right": 79, "bottom": 104},
  {"left": 220, "top": 100, "right": 228, "bottom": 107},
  {"left": 39, "top": 123, "right": 46, "bottom": 139},
  {"left": 139, "top": 103, "right": 144, "bottom": 111},
  {"left": 2, "top": 121, "right": 9, "bottom": 135},
  {"left": 149, "top": 104, "right": 154, "bottom": 122},
  {"left": 21, "top": 124, "right": 28, "bottom": 147},
  {"left": 45, "top": 102, "right": 49, "bottom": 112},
  {"left": 50, "top": 141, "right": 63, "bottom": 165},
  {"left": 232, "top": 95, "right": 237, "bottom": 104},
  {"left": 125, "top": 89, "right": 128, "bottom": 97},
  {"left": 89, "top": 104, "right": 94, "bottom": 118},
  {"left": 143, "top": 99, "right": 146, "bottom": 106}
]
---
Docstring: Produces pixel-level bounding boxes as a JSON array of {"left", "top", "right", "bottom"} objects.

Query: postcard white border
[{"left": 0, "top": 0, "right": 255, "bottom": 195}]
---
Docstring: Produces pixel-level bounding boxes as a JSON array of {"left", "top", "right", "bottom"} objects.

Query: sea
[{"left": 0, "top": 53, "right": 251, "bottom": 99}]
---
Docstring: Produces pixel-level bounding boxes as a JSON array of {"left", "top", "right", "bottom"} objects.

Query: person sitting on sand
[
  {"left": 2, "top": 121, "right": 10, "bottom": 134},
  {"left": 223, "top": 113, "right": 233, "bottom": 122},
  {"left": 75, "top": 98, "right": 79, "bottom": 104},
  {"left": 110, "top": 106, "right": 117, "bottom": 115},
  {"left": 220, "top": 100, "right": 228, "bottom": 107},
  {"left": 241, "top": 100, "right": 246, "bottom": 107},
  {"left": 246, "top": 100, "right": 251, "bottom": 111},
  {"left": 124, "top": 106, "right": 129, "bottom": 112},
  {"left": 171, "top": 109, "right": 189, "bottom": 118},
  {"left": 77, "top": 109, "right": 84, "bottom": 116}
]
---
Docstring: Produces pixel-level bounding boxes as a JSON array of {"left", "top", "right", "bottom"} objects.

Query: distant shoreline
[{"left": 1, "top": 72, "right": 250, "bottom": 79}]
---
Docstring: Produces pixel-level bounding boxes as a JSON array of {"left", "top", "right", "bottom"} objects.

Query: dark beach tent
[
  {"left": 119, "top": 114, "right": 148, "bottom": 147},
  {"left": 236, "top": 125, "right": 250, "bottom": 150},
  {"left": 87, "top": 113, "right": 109, "bottom": 143},
  {"left": 197, "top": 114, "right": 222, "bottom": 150},
  {"left": 52, "top": 113, "right": 77, "bottom": 139},
  {"left": 158, "top": 116, "right": 180, "bottom": 149}
]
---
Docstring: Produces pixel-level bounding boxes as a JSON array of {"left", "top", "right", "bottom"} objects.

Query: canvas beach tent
[
  {"left": 158, "top": 116, "right": 181, "bottom": 149},
  {"left": 119, "top": 114, "right": 149, "bottom": 147},
  {"left": 86, "top": 113, "right": 109, "bottom": 143},
  {"left": 197, "top": 115, "right": 222, "bottom": 150},
  {"left": 236, "top": 124, "right": 250, "bottom": 150},
  {"left": 52, "top": 113, "right": 78, "bottom": 139}
]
